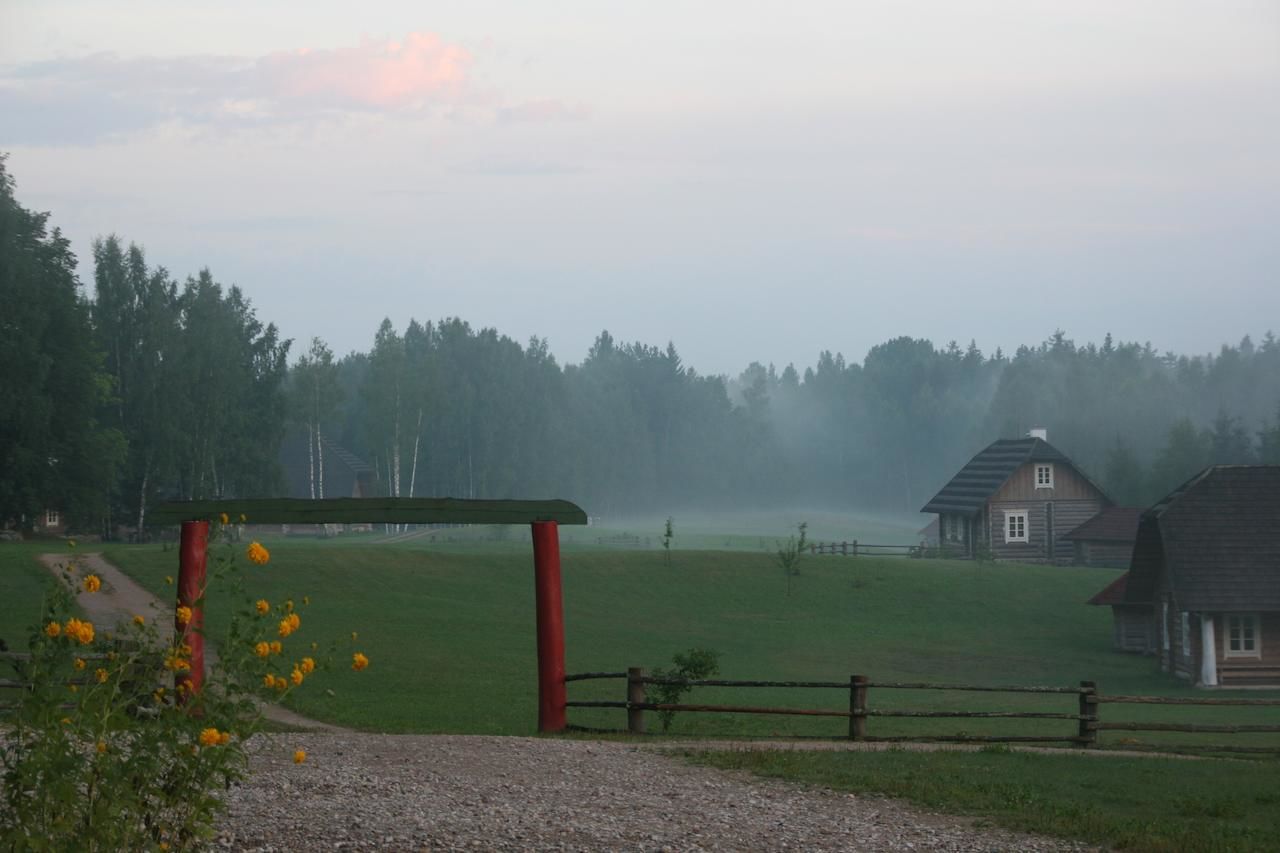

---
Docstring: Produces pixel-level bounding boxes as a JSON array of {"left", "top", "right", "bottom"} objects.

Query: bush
[
  {"left": 649, "top": 648, "right": 721, "bottom": 733},
  {"left": 0, "top": 532, "right": 368, "bottom": 850}
]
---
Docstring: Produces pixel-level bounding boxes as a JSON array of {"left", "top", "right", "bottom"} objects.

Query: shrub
[
  {"left": 650, "top": 647, "right": 721, "bottom": 732},
  {"left": 0, "top": 532, "right": 368, "bottom": 850}
]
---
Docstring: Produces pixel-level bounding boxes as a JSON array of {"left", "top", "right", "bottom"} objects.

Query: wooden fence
[
  {"left": 564, "top": 669, "right": 1280, "bottom": 753},
  {"left": 808, "top": 541, "right": 966, "bottom": 558}
]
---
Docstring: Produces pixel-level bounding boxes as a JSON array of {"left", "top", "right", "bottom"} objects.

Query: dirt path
[{"left": 39, "top": 552, "right": 345, "bottom": 732}]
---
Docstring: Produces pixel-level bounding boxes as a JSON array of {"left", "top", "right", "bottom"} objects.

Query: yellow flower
[
  {"left": 153, "top": 688, "right": 166, "bottom": 702},
  {"left": 263, "top": 673, "right": 276, "bottom": 688},
  {"left": 164, "top": 575, "right": 173, "bottom": 585},
  {"left": 82, "top": 574, "right": 102, "bottom": 593},
  {"left": 350, "top": 631, "right": 358, "bottom": 642},
  {"left": 96, "top": 741, "right": 107, "bottom": 754},
  {"left": 290, "top": 667, "right": 304, "bottom": 686},
  {"left": 255, "top": 599, "right": 270, "bottom": 615},
  {"left": 218, "top": 731, "right": 231, "bottom": 746},
  {"left": 95, "top": 668, "right": 109, "bottom": 684},
  {"left": 73, "top": 658, "right": 86, "bottom": 671},
  {"left": 284, "top": 599, "right": 294, "bottom": 613},
  {"left": 310, "top": 642, "right": 318, "bottom": 652},
  {"left": 254, "top": 642, "right": 270, "bottom": 658},
  {"left": 287, "top": 613, "right": 301, "bottom": 631},
  {"left": 273, "top": 675, "right": 288, "bottom": 691},
  {"left": 302, "top": 595, "right": 310, "bottom": 606},
  {"left": 246, "top": 541, "right": 270, "bottom": 565},
  {"left": 165, "top": 656, "right": 191, "bottom": 672},
  {"left": 133, "top": 614, "right": 145, "bottom": 626},
  {"left": 299, "top": 657, "right": 316, "bottom": 675},
  {"left": 351, "top": 652, "right": 369, "bottom": 672},
  {"left": 293, "top": 749, "right": 306, "bottom": 764},
  {"left": 60, "top": 717, "right": 71, "bottom": 725},
  {"left": 68, "top": 685, "right": 78, "bottom": 693},
  {"left": 159, "top": 843, "right": 170, "bottom": 851},
  {"left": 178, "top": 643, "right": 192, "bottom": 656},
  {"left": 67, "top": 539, "right": 77, "bottom": 550},
  {"left": 44, "top": 621, "right": 61, "bottom": 638},
  {"left": 219, "top": 512, "right": 229, "bottom": 525},
  {"left": 269, "top": 640, "right": 283, "bottom": 655},
  {"left": 198, "top": 727, "right": 221, "bottom": 747},
  {"left": 64, "top": 618, "right": 94, "bottom": 645},
  {"left": 239, "top": 513, "right": 247, "bottom": 523},
  {"left": 175, "top": 606, "right": 193, "bottom": 626},
  {"left": 278, "top": 618, "right": 295, "bottom": 639}
]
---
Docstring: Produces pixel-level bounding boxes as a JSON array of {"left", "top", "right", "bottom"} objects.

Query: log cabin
[
  {"left": 1061, "top": 506, "right": 1143, "bottom": 568},
  {"left": 921, "top": 430, "right": 1111, "bottom": 563},
  {"left": 1123, "top": 465, "right": 1280, "bottom": 688}
]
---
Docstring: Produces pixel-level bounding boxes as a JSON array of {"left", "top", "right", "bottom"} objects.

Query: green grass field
[
  {"left": 91, "top": 535, "right": 1280, "bottom": 749},
  {"left": 0, "top": 542, "right": 78, "bottom": 649},
  {"left": 691, "top": 748, "right": 1280, "bottom": 853}
]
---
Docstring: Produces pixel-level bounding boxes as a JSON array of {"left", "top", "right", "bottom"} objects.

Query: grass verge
[{"left": 690, "top": 747, "right": 1280, "bottom": 852}]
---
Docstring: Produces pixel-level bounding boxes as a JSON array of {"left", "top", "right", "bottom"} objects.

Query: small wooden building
[
  {"left": 1061, "top": 506, "right": 1143, "bottom": 568},
  {"left": 1087, "top": 571, "right": 1153, "bottom": 652},
  {"left": 1124, "top": 465, "right": 1280, "bottom": 688},
  {"left": 921, "top": 431, "right": 1111, "bottom": 563}
]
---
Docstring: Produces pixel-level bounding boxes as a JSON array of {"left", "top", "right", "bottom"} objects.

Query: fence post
[
  {"left": 850, "top": 675, "right": 868, "bottom": 740},
  {"left": 175, "top": 520, "right": 209, "bottom": 704},
  {"left": 1078, "top": 680, "right": 1098, "bottom": 748},
  {"left": 627, "top": 667, "right": 647, "bottom": 735},
  {"left": 842, "top": 541, "right": 848, "bottom": 556},
  {"left": 852, "top": 540, "right": 859, "bottom": 558}
]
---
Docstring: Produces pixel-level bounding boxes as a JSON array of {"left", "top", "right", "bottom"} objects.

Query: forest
[{"left": 3, "top": 157, "right": 1280, "bottom": 534}]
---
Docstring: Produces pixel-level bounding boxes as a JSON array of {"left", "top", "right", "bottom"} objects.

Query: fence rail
[
  {"left": 808, "top": 541, "right": 967, "bottom": 558},
  {"left": 564, "top": 669, "right": 1280, "bottom": 752}
]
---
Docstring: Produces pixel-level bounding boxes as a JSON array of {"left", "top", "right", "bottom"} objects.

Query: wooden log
[
  {"left": 635, "top": 702, "right": 851, "bottom": 718},
  {"left": 1095, "top": 722, "right": 1280, "bottom": 734},
  {"left": 868, "top": 681, "right": 1084, "bottom": 694},
  {"left": 565, "top": 701, "right": 629, "bottom": 708},
  {"left": 638, "top": 677, "right": 850, "bottom": 689},
  {"left": 862, "top": 710, "right": 1091, "bottom": 720},
  {"left": 627, "top": 667, "right": 647, "bottom": 735},
  {"left": 1098, "top": 694, "right": 1280, "bottom": 706},
  {"left": 851, "top": 675, "right": 868, "bottom": 740},
  {"left": 149, "top": 497, "right": 589, "bottom": 526},
  {"left": 563, "top": 671, "right": 628, "bottom": 682},
  {"left": 862, "top": 735, "right": 1087, "bottom": 744}
]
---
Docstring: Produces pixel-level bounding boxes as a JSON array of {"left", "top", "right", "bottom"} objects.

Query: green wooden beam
[{"left": 148, "top": 497, "right": 588, "bottom": 526}]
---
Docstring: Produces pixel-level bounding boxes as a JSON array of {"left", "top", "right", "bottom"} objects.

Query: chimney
[{"left": 1028, "top": 427, "right": 1048, "bottom": 441}]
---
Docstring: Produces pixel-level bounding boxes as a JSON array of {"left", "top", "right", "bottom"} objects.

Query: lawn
[
  {"left": 0, "top": 542, "right": 78, "bottom": 649},
  {"left": 690, "top": 747, "right": 1280, "bottom": 852},
  {"left": 97, "top": 536, "right": 1280, "bottom": 746}
]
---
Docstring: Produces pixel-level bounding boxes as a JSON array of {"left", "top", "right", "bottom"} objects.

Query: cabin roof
[
  {"left": 921, "top": 437, "right": 1082, "bottom": 516},
  {"left": 1087, "top": 571, "right": 1131, "bottom": 606},
  {"left": 1124, "top": 466, "right": 1280, "bottom": 610},
  {"left": 1061, "top": 506, "right": 1144, "bottom": 543}
]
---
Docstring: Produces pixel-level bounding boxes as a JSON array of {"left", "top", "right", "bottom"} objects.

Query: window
[
  {"left": 45, "top": 509, "right": 60, "bottom": 527},
  {"left": 1035, "top": 463, "right": 1054, "bottom": 488},
  {"left": 1004, "top": 510, "right": 1028, "bottom": 543},
  {"left": 945, "top": 515, "right": 962, "bottom": 542},
  {"left": 1225, "top": 614, "right": 1261, "bottom": 658}
]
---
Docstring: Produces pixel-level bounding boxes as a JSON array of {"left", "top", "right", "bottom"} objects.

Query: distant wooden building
[
  {"left": 1061, "top": 506, "right": 1143, "bottom": 568},
  {"left": 1123, "top": 465, "right": 1280, "bottom": 688},
  {"left": 279, "top": 430, "right": 376, "bottom": 500},
  {"left": 1087, "top": 571, "right": 1154, "bottom": 653},
  {"left": 921, "top": 430, "right": 1111, "bottom": 563}
]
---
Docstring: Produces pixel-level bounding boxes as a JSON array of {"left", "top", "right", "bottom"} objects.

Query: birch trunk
[
  {"left": 136, "top": 464, "right": 149, "bottom": 536},
  {"left": 307, "top": 422, "right": 316, "bottom": 499},
  {"left": 317, "top": 423, "right": 325, "bottom": 499},
  {"left": 407, "top": 407, "right": 424, "bottom": 501}
]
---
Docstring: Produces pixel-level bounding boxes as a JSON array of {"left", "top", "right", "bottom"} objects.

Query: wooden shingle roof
[
  {"left": 1061, "top": 507, "right": 1144, "bottom": 543},
  {"left": 1124, "top": 466, "right": 1280, "bottom": 610},
  {"left": 921, "top": 438, "right": 1074, "bottom": 516}
]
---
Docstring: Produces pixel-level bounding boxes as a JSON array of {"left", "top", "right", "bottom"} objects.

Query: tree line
[{"left": 3, "top": 158, "right": 1279, "bottom": 535}]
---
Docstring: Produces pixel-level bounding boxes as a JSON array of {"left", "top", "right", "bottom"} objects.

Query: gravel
[{"left": 217, "top": 734, "right": 1098, "bottom": 852}]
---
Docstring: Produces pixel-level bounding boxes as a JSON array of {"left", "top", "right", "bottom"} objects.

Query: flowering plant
[{"left": 0, "top": 531, "right": 367, "bottom": 850}]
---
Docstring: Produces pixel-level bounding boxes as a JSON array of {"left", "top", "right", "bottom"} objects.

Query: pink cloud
[{"left": 258, "top": 32, "right": 471, "bottom": 110}]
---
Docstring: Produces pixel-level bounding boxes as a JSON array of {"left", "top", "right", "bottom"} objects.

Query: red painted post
[
  {"left": 531, "top": 520, "right": 567, "bottom": 733},
  {"left": 176, "top": 520, "right": 209, "bottom": 703}
]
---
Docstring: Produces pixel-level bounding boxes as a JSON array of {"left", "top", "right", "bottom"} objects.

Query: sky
[{"left": 2, "top": 1, "right": 1278, "bottom": 375}]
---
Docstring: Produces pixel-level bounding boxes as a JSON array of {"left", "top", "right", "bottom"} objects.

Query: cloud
[
  {"left": 0, "top": 33, "right": 475, "bottom": 144},
  {"left": 498, "top": 99, "right": 591, "bottom": 124}
]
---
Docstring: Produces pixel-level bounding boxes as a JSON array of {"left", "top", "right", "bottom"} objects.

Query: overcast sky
[{"left": 3, "top": 1, "right": 1277, "bottom": 375}]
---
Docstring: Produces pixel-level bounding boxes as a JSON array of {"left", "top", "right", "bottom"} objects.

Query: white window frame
[
  {"left": 1224, "top": 613, "right": 1262, "bottom": 659},
  {"left": 1003, "top": 510, "right": 1028, "bottom": 544},
  {"left": 45, "top": 509, "right": 60, "bottom": 527},
  {"left": 1034, "top": 463, "right": 1054, "bottom": 489}
]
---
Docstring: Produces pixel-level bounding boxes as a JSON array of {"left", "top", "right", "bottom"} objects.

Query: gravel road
[{"left": 218, "top": 734, "right": 1097, "bottom": 852}]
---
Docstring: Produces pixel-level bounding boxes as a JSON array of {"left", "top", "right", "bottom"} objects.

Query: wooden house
[
  {"left": 921, "top": 430, "right": 1111, "bottom": 563},
  {"left": 1123, "top": 465, "right": 1280, "bottom": 688},
  {"left": 1087, "top": 571, "right": 1154, "bottom": 653},
  {"left": 1061, "top": 506, "right": 1143, "bottom": 568}
]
